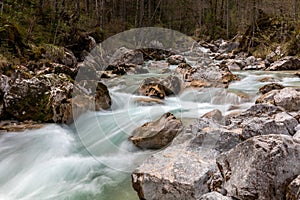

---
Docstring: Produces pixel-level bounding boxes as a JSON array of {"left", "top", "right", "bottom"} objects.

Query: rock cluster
[{"left": 131, "top": 87, "right": 300, "bottom": 200}]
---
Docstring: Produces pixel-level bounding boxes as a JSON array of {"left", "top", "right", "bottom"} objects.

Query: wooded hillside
[{"left": 0, "top": 0, "right": 300, "bottom": 64}]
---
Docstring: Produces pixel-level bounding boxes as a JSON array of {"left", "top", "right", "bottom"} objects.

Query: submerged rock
[
  {"left": 129, "top": 112, "right": 183, "bottom": 149},
  {"left": 0, "top": 121, "right": 44, "bottom": 133},
  {"left": 134, "top": 97, "right": 164, "bottom": 106},
  {"left": 217, "top": 134, "right": 300, "bottom": 200},
  {"left": 148, "top": 61, "right": 169, "bottom": 69}
]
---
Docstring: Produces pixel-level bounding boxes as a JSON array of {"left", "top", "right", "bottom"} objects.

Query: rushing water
[{"left": 0, "top": 62, "right": 299, "bottom": 199}]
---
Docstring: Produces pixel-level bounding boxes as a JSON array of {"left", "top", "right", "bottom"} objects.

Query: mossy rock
[
  {"left": 0, "top": 23, "right": 27, "bottom": 57},
  {"left": 4, "top": 78, "right": 53, "bottom": 122}
]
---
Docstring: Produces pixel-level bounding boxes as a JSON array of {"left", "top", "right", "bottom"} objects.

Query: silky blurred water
[{"left": 0, "top": 64, "right": 298, "bottom": 199}]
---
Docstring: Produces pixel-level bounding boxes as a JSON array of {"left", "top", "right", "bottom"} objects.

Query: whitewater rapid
[{"left": 0, "top": 69, "right": 298, "bottom": 199}]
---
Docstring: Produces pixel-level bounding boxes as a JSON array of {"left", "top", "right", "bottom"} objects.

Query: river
[{"left": 0, "top": 55, "right": 299, "bottom": 199}]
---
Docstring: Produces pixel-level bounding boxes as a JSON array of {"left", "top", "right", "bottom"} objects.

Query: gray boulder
[
  {"left": 109, "top": 47, "right": 144, "bottom": 66},
  {"left": 226, "top": 104, "right": 298, "bottom": 140},
  {"left": 167, "top": 55, "right": 186, "bottom": 65},
  {"left": 179, "top": 64, "right": 239, "bottom": 88},
  {"left": 216, "top": 134, "right": 300, "bottom": 200},
  {"left": 267, "top": 56, "right": 300, "bottom": 71},
  {"left": 132, "top": 143, "right": 218, "bottom": 200},
  {"left": 256, "top": 87, "right": 300, "bottom": 112},
  {"left": 129, "top": 112, "right": 183, "bottom": 149}
]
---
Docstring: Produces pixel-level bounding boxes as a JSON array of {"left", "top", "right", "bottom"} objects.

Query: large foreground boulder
[
  {"left": 132, "top": 143, "right": 219, "bottom": 200},
  {"left": 217, "top": 134, "right": 300, "bottom": 200},
  {"left": 129, "top": 113, "right": 183, "bottom": 149}
]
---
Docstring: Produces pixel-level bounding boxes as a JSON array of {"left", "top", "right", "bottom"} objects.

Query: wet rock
[
  {"left": 129, "top": 113, "right": 183, "bottom": 149},
  {"left": 256, "top": 87, "right": 300, "bottom": 112},
  {"left": 134, "top": 97, "right": 164, "bottom": 106},
  {"left": 243, "top": 62, "right": 266, "bottom": 70},
  {"left": 109, "top": 47, "right": 144, "bottom": 66},
  {"left": 189, "top": 118, "right": 242, "bottom": 153},
  {"left": 259, "top": 83, "right": 285, "bottom": 94},
  {"left": 216, "top": 134, "right": 300, "bottom": 200},
  {"left": 167, "top": 55, "right": 186, "bottom": 65},
  {"left": 161, "top": 68, "right": 172, "bottom": 74},
  {"left": 139, "top": 75, "right": 182, "bottom": 99},
  {"left": 200, "top": 42, "right": 218, "bottom": 52},
  {"left": 286, "top": 175, "right": 300, "bottom": 200},
  {"left": 267, "top": 56, "right": 300, "bottom": 71},
  {"left": 198, "top": 192, "right": 232, "bottom": 200},
  {"left": 226, "top": 60, "right": 241, "bottom": 71},
  {"left": 214, "top": 53, "right": 233, "bottom": 61},
  {"left": 0, "top": 121, "right": 44, "bottom": 133},
  {"left": 130, "top": 65, "right": 149, "bottom": 74},
  {"left": 227, "top": 104, "right": 298, "bottom": 140},
  {"left": 175, "top": 63, "right": 194, "bottom": 81},
  {"left": 148, "top": 61, "right": 169, "bottom": 69},
  {"left": 201, "top": 109, "right": 224, "bottom": 124},
  {"left": 245, "top": 56, "right": 256, "bottom": 66},
  {"left": 183, "top": 64, "right": 238, "bottom": 88},
  {"left": 257, "top": 76, "right": 280, "bottom": 82},
  {"left": 75, "top": 62, "right": 98, "bottom": 81}
]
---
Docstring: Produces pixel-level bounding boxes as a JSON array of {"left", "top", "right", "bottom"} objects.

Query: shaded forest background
[{"left": 0, "top": 0, "right": 300, "bottom": 64}]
